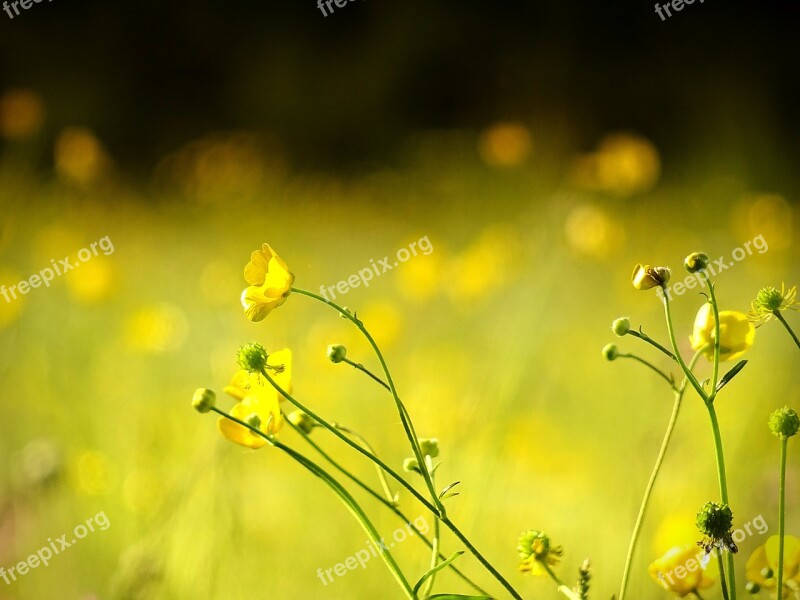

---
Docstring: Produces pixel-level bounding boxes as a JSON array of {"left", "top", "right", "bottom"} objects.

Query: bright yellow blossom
[
  {"left": 690, "top": 303, "right": 755, "bottom": 361},
  {"left": 241, "top": 244, "right": 294, "bottom": 322},
  {"left": 218, "top": 348, "right": 292, "bottom": 449},
  {"left": 648, "top": 545, "right": 717, "bottom": 597},
  {"left": 746, "top": 535, "right": 800, "bottom": 598}
]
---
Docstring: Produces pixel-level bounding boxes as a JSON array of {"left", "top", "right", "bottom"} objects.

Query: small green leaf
[
  {"left": 438, "top": 481, "right": 461, "bottom": 500},
  {"left": 716, "top": 360, "right": 747, "bottom": 392},
  {"left": 412, "top": 552, "right": 465, "bottom": 596}
]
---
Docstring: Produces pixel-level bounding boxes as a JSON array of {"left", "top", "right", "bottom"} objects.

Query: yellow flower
[
  {"left": 690, "top": 303, "right": 755, "bottom": 361},
  {"left": 648, "top": 545, "right": 717, "bottom": 597},
  {"left": 746, "top": 535, "right": 800, "bottom": 597},
  {"left": 241, "top": 244, "right": 294, "bottom": 322},
  {"left": 218, "top": 348, "right": 292, "bottom": 449},
  {"left": 517, "top": 530, "right": 563, "bottom": 576},
  {"left": 632, "top": 263, "right": 670, "bottom": 290}
]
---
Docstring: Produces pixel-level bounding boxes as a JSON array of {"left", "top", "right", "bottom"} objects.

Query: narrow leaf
[
  {"left": 412, "top": 552, "right": 465, "bottom": 595},
  {"left": 438, "top": 481, "right": 461, "bottom": 500},
  {"left": 716, "top": 360, "right": 748, "bottom": 392}
]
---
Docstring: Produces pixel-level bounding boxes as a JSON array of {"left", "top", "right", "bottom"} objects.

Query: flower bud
[
  {"left": 611, "top": 317, "right": 631, "bottom": 336},
  {"left": 419, "top": 438, "right": 440, "bottom": 458},
  {"left": 696, "top": 501, "right": 734, "bottom": 540},
  {"left": 768, "top": 406, "right": 800, "bottom": 438},
  {"left": 288, "top": 410, "right": 315, "bottom": 434},
  {"left": 632, "top": 264, "right": 671, "bottom": 290},
  {"left": 746, "top": 581, "right": 761, "bottom": 594},
  {"left": 192, "top": 388, "right": 216, "bottom": 413},
  {"left": 403, "top": 457, "right": 420, "bottom": 474},
  {"left": 326, "top": 344, "right": 347, "bottom": 364},
  {"left": 684, "top": 252, "right": 710, "bottom": 274},
  {"left": 602, "top": 343, "right": 619, "bottom": 361},
  {"left": 760, "top": 567, "right": 774, "bottom": 579},
  {"left": 237, "top": 343, "right": 269, "bottom": 373}
]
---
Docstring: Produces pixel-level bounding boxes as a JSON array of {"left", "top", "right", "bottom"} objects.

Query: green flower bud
[
  {"left": 419, "top": 438, "right": 440, "bottom": 458},
  {"left": 191, "top": 388, "right": 216, "bottom": 413},
  {"left": 602, "top": 343, "right": 619, "bottom": 361},
  {"left": 753, "top": 287, "right": 785, "bottom": 312},
  {"left": 327, "top": 344, "right": 347, "bottom": 364},
  {"left": 403, "top": 457, "right": 420, "bottom": 474},
  {"left": 684, "top": 252, "right": 711, "bottom": 274},
  {"left": 760, "top": 567, "right": 774, "bottom": 579},
  {"left": 611, "top": 317, "right": 631, "bottom": 336},
  {"left": 768, "top": 406, "right": 800, "bottom": 438},
  {"left": 696, "top": 501, "right": 734, "bottom": 540},
  {"left": 237, "top": 343, "right": 269, "bottom": 373},
  {"left": 244, "top": 413, "right": 262, "bottom": 430},
  {"left": 517, "top": 530, "right": 563, "bottom": 562},
  {"left": 746, "top": 581, "right": 761, "bottom": 594},
  {"left": 288, "top": 410, "right": 315, "bottom": 434}
]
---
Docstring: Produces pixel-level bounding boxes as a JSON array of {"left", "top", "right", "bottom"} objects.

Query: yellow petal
[
  {"left": 217, "top": 395, "right": 283, "bottom": 449},
  {"left": 766, "top": 535, "right": 800, "bottom": 581},
  {"left": 267, "top": 348, "right": 292, "bottom": 397},
  {"left": 241, "top": 285, "right": 275, "bottom": 322},
  {"left": 243, "top": 244, "right": 273, "bottom": 286}
]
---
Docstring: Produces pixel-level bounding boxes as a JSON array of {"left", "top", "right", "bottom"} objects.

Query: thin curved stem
[
  {"left": 717, "top": 551, "right": 730, "bottom": 600},
  {"left": 342, "top": 357, "right": 391, "bottom": 391},
  {"left": 210, "top": 407, "right": 415, "bottom": 598},
  {"left": 701, "top": 276, "right": 722, "bottom": 397},
  {"left": 619, "top": 353, "right": 675, "bottom": 389},
  {"left": 541, "top": 562, "right": 579, "bottom": 600},
  {"left": 420, "top": 466, "right": 441, "bottom": 598},
  {"left": 332, "top": 422, "right": 398, "bottom": 505},
  {"left": 661, "top": 291, "right": 709, "bottom": 402},
  {"left": 777, "top": 436, "right": 788, "bottom": 600},
  {"left": 625, "top": 329, "right": 678, "bottom": 362},
  {"left": 774, "top": 311, "right": 800, "bottom": 351},
  {"left": 286, "top": 418, "right": 491, "bottom": 596},
  {"left": 706, "top": 402, "right": 736, "bottom": 598},
  {"left": 291, "top": 286, "right": 444, "bottom": 515},
  {"left": 618, "top": 349, "right": 703, "bottom": 600}
]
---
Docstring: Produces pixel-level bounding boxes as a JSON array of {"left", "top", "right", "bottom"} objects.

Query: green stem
[
  {"left": 286, "top": 417, "right": 491, "bottom": 597},
  {"left": 717, "top": 551, "right": 730, "bottom": 600},
  {"left": 618, "top": 349, "right": 703, "bottom": 600},
  {"left": 541, "top": 562, "right": 578, "bottom": 600},
  {"left": 777, "top": 436, "right": 788, "bottom": 600},
  {"left": 619, "top": 353, "right": 675, "bottom": 389},
  {"left": 661, "top": 290, "right": 709, "bottom": 402},
  {"left": 421, "top": 466, "right": 441, "bottom": 598},
  {"left": 332, "top": 422, "right": 398, "bottom": 505},
  {"left": 774, "top": 311, "right": 800, "bottom": 351},
  {"left": 441, "top": 515, "right": 524, "bottom": 600},
  {"left": 342, "top": 357, "right": 391, "bottom": 390},
  {"left": 211, "top": 407, "right": 415, "bottom": 598},
  {"left": 702, "top": 277, "right": 722, "bottom": 396},
  {"left": 706, "top": 402, "right": 736, "bottom": 599},
  {"left": 292, "top": 286, "right": 444, "bottom": 515},
  {"left": 259, "top": 368, "right": 522, "bottom": 599},
  {"left": 625, "top": 329, "right": 678, "bottom": 362}
]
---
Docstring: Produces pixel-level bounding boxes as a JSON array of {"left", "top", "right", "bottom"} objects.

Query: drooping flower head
[
  {"left": 241, "top": 244, "right": 294, "bottom": 322},
  {"left": 217, "top": 348, "right": 292, "bottom": 449},
  {"left": 632, "top": 264, "right": 671, "bottom": 290},
  {"left": 745, "top": 535, "right": 800, "bottom": 597},
  {"left": 517, "top": 530, "right": 563, "bottom": 576},
  {"left": 648, "top": 545, "right": 718, "bottom": 597},
  {"left": 690, "top": 303, "right": 755, "bottom": 361}
]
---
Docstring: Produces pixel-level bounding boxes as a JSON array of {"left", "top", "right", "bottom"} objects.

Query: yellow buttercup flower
[
  {"left": 690, "top": 303, "right": 755, "bottom": 361},
  {"left": 218, "top": 348, "right": 292, "bottom": 449},
  {"left": 517, "top": 530, "right": 563, "bottom": 576},
  {"left": 648, "top": 545, "right": 717, "bottom": 597},
  {"left": 746, "top": 535, "right": 800, "bottom": 597},
  {"left": 241, "top": 244, "right": 294, "bottom": 322}
]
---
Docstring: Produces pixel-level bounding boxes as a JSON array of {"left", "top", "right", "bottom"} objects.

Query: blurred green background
[{"left": 1, "top": 1, "right": 799, "bottom": 599}]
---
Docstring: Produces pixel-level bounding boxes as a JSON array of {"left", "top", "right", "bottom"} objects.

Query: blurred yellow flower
[
  {"left": 478, "top": 121, "right": 533, "bottom": 167},
  {"left": 125, "top": 304, "right": 188, "bottom": 353},
  {"left": 517, "top": 530, "right": 563, "bottom": 577},
  {"left": 74, "top": 450, "right": 114, "bottom": 496},
  {"left": 571, "top": 132, "right": 660, "bottom": 196},
  {"left": 565, "top": 204, "right": 625, "bottom": 260},
  {"left": 241, "top": 243, "right": 294, "bottom": 322},
  {"left": 54, "top": 127, "right": 112, "bottom": 186},
  {"left": 648, "top": 545, "right": 717, "bottom": 597},
  {"left": 746, "top": 535, "right": 800, "bottom": 597},
  {"left": 690, "top": 303, "right": 755, "bottom": 361},
  {"left": 65, "top": 256, "right": 116, "bottom": 302},
  {"left": 0, "top": 89, "right": 45, "bottom": 139},
  {"left": 218, "top": 348, "right": 292, "bottom": 449}
]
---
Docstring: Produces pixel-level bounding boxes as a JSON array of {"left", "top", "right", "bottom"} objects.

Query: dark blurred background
[{"left": 0, "top": 0, "right": 798, "bottom": 187}]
